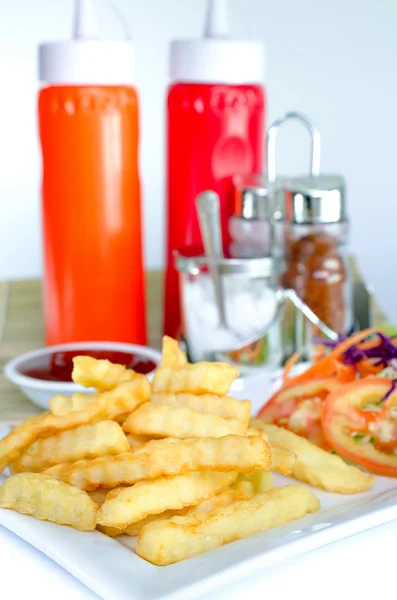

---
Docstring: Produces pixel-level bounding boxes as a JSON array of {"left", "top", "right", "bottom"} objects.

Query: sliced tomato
[
  {"left": 322, "top": 378, "right": 397, "bottom": 477},
  {"left": 257, "top": 378, "right": 340, "bottom": 449}
]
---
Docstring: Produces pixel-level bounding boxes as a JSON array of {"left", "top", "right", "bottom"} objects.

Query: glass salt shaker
[
  {"left": 229, "top": 174, "right": 272, "bottom": 259},
  {"left": 174, "top": 251, "right": 282, "bottom": 372}
]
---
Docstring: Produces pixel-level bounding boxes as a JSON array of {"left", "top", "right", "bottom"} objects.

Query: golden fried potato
[
  {"left": 0, "top": 473, "right": 97, "bottom": 531},
  {"left": 49, "top": 393, "right": 99, "bottom": 416},
  {"left": 161, "top": 336, "right": 187, "bottom": 368},
  {"left": 11, "top": 421, "right": 130, "bottom": 474},
  {"left": 238, "top": 471, "right": 273, "bottom": 493},
  {"left": 44, "top": 434, "right": 269, "bottom": 490},
  {"left": 136, "top": 485, "right": 320, "bottom": 565},
  {"left": 0, "top": 377, "right": 149, "bottom": 473},
  {"left": 99, "top": 508, "right": 191, "bottom": 538},
  {"left": 248, "top": 419, "right": 296, "bottom": 475},
  {"left": 88, "top": 487, "right": 112, "bottom": 507},
  {"left": 188, "top": 478, "right": 254, "bottom": 515},
  {"left": 123, "top": 403, "right": 246, "bottom": 439},
  {"left": 151, "top": 392, "right": 251, "bottom": 425},
  {"left": 97, "top": 470, "right": 237, "bottom": 528},
  {"left": 125, "top": 432, "right": 153, "bottom": 450},
  {"left": 98, "top": 474, "right": 270, "bottom": 538},
  {"left": 152, "top": 363, "right": 239, "bottom": 396},
  {"left": 261, "top": 424, "right": 375, "bottom": 493},
  {"left": 72, "top": 356, "right": 138, "bottom": 391},
  {"left": 96, "top": 524, "right": 127, "bottom": 537}
]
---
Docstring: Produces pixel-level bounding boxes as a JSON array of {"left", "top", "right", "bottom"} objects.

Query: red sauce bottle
[{"left": 164, "top": 0, "right": 266, "bottom": 339}]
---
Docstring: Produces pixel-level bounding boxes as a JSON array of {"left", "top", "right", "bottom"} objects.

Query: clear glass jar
[{"left": 174, "top": 253, "right": 282, "bottom": 373}]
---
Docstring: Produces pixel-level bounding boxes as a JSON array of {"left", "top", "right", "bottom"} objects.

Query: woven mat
[
  {"left": 0, "top": 273, "right": 163, "bottom": 424},
  {"left": 0, "top": 262, "right": 387, "bottom": 424}
]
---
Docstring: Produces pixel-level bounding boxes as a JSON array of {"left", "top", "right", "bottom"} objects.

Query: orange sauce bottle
[{"left": 38, "top": 1, "right": 146, "bottom": 345}]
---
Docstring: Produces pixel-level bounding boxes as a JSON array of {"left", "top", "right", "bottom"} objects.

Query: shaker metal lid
[
  {"left": 233, "top": 174, "right": 271, "bottom": 220},
  {"left": 284, "top": 174, "right": 346, "bottom": 224}
]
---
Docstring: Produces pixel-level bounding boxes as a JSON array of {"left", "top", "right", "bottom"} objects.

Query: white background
[{"left": 0, "top": 0, "right": 396, "bottom": 320}]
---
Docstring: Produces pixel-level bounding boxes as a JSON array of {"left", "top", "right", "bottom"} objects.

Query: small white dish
[{"left": 3, "top": 342, "right": 162, "bottom": 410}]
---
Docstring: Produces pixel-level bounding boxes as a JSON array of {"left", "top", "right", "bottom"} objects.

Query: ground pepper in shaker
[
  {"left": 229, "top": 174, "right": 272, "bottom": 258},
  {"left": 268, "top": 112, "right": 353, "bottom": 360},
  {"left": 280, "top": 175, "right": 352, "bottom": 335}
]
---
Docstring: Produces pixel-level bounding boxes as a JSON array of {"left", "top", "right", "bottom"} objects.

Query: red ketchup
[
  {"left": 20, "top": 350, "right": 156, "bottom": 382},
  {"left": 164, "top": 0, "right": 266, "bottom": 339}
]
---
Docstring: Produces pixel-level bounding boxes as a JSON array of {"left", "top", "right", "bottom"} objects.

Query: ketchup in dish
[{"left": 20, "top": 350, "right": 156, "bottom": 382}]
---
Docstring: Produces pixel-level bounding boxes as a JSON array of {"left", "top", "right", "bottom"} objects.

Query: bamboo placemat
[
  {"left": 0, "top": 262, "right": 387, "bottom": 424},
  {"left": 0, "top": 273, "right": 163, "bottom": 424}
]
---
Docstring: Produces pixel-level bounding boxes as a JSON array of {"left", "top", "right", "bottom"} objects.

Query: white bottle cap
[
  {"left": 170, "top": 0, "right": 265, "bottom": 85},
  {"left": 39, "top": 0, "right": 135, "bottom": 85}
]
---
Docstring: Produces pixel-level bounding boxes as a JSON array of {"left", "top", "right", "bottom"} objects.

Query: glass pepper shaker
[
  {"left": 268, "top": 112, "right": 353, "bottom": 358},
  {"left": 281, "top": 174, "right": 352, "bottom": 335}
]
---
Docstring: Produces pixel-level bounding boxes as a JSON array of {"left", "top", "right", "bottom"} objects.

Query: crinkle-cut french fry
[
  {"left": 96, "top": 524, "right": 126, "bottom": 537},
  {"left": 270, "top": 445, "right": 296, "bottom": 475},
  {"left": 49, "top": 393, "right": 99, "bottom": 416},
  {"left": 0, "top": 376, "right": 149, "bottom": 473},
  {"left": 88, "top": 487, "right": 112, "bottom": 507},
  {"left": 136, "top": 485, "right": 320, "bottom": 565},
  {"left": 97, "top": 475, "right": 267, "bottom": 538},
  {"left": 88, "top": 486, "right": 127, "bottom": 509},
  {"left": 97, "top": 470, "right": 238, "bottom": 528},
  {"left": 122, "top": 478, "right": 256, "bottom": 536},
  {"left": 123, "top": 403, "right": 246, "bottom": 439},
  {"left": 11, "top": 421, "right": 130, "bottom": 474},
  {"left": 152, "top": 363, "right": 239, "bottom": 396},
  {"left": 238, "top": 471, "right": 273, "bottom": 493},
  {"left": 248, "top": 420, "right": 296, "bottom": 475},
  {"left": 0, "top": 473, "right": 97, "bottom": 531},
  {"left": 249, "top": 418, "right": 271, "bottom": 434},
  {"left": 151, "top": 392, "right": 251, "bottom": 425},
  {"left": 247, "top": 425, "right": 269, "bottom": 440},
  {"left": 261, "top": 423, "right": 375, "bottom": 494},
  {"left": 126, "top": 432, "right": 153, "bottom": 450},
  {"left": 188, "top": 478, "right": 254, "bottom": 515},
  {"left": 44, "top": 434, "right": 269, "bottom": 490},
  {"left": 161, "top": 336, "right": 187, "bottom": 368},
  {"left": 97, "top": 507, "right": 190, "bottom": 538},
  {"left": 100, "top": 476, "right": 259, "bottom": 537},
  {"left": 72, "top": 356, "right": 139, "bottom": 391}
]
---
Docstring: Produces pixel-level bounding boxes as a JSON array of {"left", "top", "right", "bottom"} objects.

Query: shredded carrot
[
  {"left": 334, "top": 360, "right": 356, "bottom": 383},
  {"left": 284, "top": 328, "right": 378, "bottom": 386},
  {"left": 314, "top": 347, "right": 326, "bottom": 361},
  {"left": 282, "top": 351, "right": 300, "bottom": 383},
  {"left": 356, "top": 361, "right": 383, "bottom": 377}
]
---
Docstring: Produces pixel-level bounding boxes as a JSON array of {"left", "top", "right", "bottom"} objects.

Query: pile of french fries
[{"left": 0, "top": 337, "right": 375, "bottom": 565}]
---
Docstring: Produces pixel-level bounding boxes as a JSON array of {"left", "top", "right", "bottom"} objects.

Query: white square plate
[{"left": 1, "top": 372, "right": 397, "bottom": 600}]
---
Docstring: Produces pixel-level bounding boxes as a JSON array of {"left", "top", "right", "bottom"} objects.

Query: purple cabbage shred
[{"left": 312, "top": 331, "right": 397, "bottom": 373}]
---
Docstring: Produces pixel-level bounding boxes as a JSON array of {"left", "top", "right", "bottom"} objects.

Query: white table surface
[{"left": 1, "top": 519, "right": 395, "bottom": 600}]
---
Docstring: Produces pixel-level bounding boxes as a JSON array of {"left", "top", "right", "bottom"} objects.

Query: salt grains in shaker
[
  {"left": 229, "top": 174, "right": 272, "bottom": 259},
  {"left": 174, "top": 252, "right": 281, "bottom": 371}
]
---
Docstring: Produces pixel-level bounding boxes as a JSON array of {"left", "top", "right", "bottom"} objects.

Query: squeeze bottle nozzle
[
  {"left": 205, "top": 0, "right": 230, "bottom": 38},
  {"left": 73, "top": 0, "right": 99, "bottom": 40}
]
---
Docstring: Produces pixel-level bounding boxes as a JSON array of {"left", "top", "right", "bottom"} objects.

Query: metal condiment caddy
[{"left": 174, "top": 111, "right": 352, "bottom": 370}]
